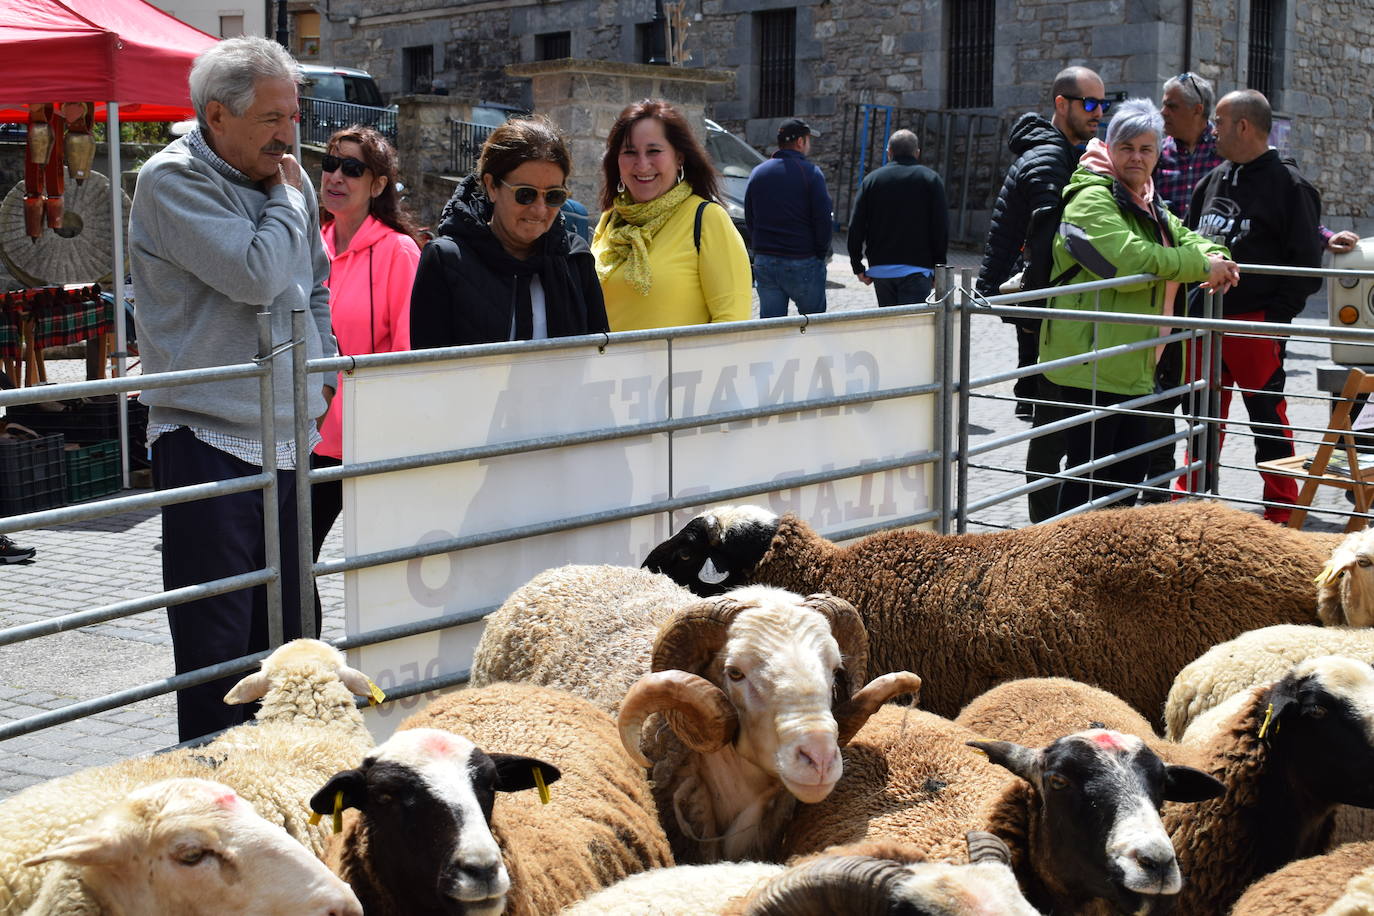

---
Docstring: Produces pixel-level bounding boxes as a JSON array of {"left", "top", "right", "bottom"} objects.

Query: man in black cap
[{"left": 744, "top": 118, "right": 834, "bottom": 317}]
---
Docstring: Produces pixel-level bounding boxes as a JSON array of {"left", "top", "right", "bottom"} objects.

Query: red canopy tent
[{"left": 0, "top": 0, "right": 218, "bottom": 122}]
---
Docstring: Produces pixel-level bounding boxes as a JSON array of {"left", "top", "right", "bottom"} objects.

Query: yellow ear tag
[
  {"left": 308, "top": 810, "right": 322, "bottom": 827},
  {"left": 533, "top": 767, "right": 551, "bottom": 805},
  {"left": 968, "top": 746, "right": 988, "bottom": 758},
  {"left": 1314, "top": 562, "right": 1340, "bottom": 586},
  {"left": 332, "top": 789, "right": 344, "bottom": 834},
  {"left": 366, "top": 678, "right": 386, "bottom": 707},
  {"left": 1258, "top": 703, "right": 1275, "bottom": 739}
]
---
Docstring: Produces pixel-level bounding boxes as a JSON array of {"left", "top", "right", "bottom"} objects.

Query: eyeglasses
[
  {"left": 1177, "top": 72, "right": 1203, "bottom": 103},
  {"left": 1062, "top": 95, "right": 1112, "bottom": 114},
  {"left": 321, "top": 155, "right": 368, "bottom": 179},
  {"left": 499, "top": 180, "right": 569, "bottom": 208}
]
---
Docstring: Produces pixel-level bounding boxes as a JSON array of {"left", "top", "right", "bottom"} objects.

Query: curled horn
[
  {"left": 743, "top": 855, "right": 905, "bottom": 916},
  {"left": 966, "top": 830, "right": 1012, "bottom": 866},
  {"left": 651, "top": 595, "right": 747, "bottom": 675},
  {"left": 801, "top": 593, "right": 868, "bottom": 689},
  {"left": 618, "top": 671, "right": 739, "bottom": 766},
  {"left": 834, "top": 672, "right": 923, "bottom": 745}
]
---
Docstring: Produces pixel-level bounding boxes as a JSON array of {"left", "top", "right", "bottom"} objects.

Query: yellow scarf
[{"left": 595, "top": 180, "right": 694, "bottom": 296}]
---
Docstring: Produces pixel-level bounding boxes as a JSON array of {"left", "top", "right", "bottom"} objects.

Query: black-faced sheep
[
  {"left": 21, "top": 777, "right": 361, "bottom": 916},
  {"left": 314, "top": 682, "right": 673, "bottom": 916},
  {"left": 959, "top": 658, "right": 1374, "bottom": 914},
  {"left": 0, "top": 639, "right": 376, "bottom": 915},
  {"left": 560, "top": 833, "right": 1040, "bottom": 916},
  {"left": 471, "top": 565, "right": 920, "bottom": 863},
  {"left": 777, "top": 704, "right": 1223, "bottom": 915},
  {"left": 643, "top": 501, "right": 1341, "bottom": 718},
  {"left": 1228, "top": 840, "right": 1374, "bottom": 916}
]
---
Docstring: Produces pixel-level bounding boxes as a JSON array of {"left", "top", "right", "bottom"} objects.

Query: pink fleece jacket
[{"left": 316, "top": 215, "right": 421, "bottom": 459}]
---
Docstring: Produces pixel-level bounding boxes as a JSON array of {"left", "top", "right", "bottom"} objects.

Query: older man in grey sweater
[{"left": 130, "top": 36, "right": 336, "bottom": 742}]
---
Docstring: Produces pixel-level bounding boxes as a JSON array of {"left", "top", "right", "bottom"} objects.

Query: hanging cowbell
[
  {"left": 43, "top": 107, "right": 66, "bottom": 230},
  {"left": 61, "top": 102, "right": 96, "bottom": 184},
  {"left": 23, "top": 104, "right": 53, "bottom": 240}
]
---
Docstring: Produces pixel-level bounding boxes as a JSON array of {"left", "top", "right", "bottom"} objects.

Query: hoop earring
[
  {"left": 617, "top": 180, "right": 625, "bottom": 194},
  {"left": 677, "top": 166, "right": 685, "bottom": 183}
]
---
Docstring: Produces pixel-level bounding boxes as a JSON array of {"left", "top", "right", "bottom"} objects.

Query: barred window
[
  {"left": 756, "top": 9, "right": 796, "bottom": 119},
  {"left": 404, "top": 45, "right": 433, "bottom": 95},
  {"left": 1247, "top": 0, "right": 1283, "bottom": 101},
  {"left": 537, "top": 31, "right": 571, "bottom": 61},
  {"left": 946, "top": 0, "right": 993, "bottom": 109}
]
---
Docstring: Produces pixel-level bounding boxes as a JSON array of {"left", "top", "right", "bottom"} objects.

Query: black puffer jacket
[
  {"left": 975, "top": 114, "right": 1082, "bottom": 318},
  {"left": 410, "top": 174, "right": 608, "bottom": 348}
]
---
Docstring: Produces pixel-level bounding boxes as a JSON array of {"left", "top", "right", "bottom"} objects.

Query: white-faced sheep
[
  {"left": 1228, "top": 840, "right": 1374, "bottom": 916},
  {"left": 643, "top": 501, "right": 1342, "bottom": 719},
  {"left": 471, "top": 565, "right": 920, "bottom": 863},
  {"left": 21, "top": 777, "right": 361, "bottom": 916},
  {"left": 1316, "top": 526, "right": 1374, "bottom": 626},
  {"left": 0, "top": 639, "right": 376, "bottom": 916},
  {"left": 313, "top": 682, "right": 673, "bottom": 916},
  {"left": 958, "top": 658, "right": 1374, "bottom": 915},
  {"left": 777, "top": 704, "right": 1223, "bottom": 915},
  {"left": 560, "top": 832, "right": 1038, "bottom": 915}
]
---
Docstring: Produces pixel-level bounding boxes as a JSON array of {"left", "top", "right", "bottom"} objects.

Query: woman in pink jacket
[{"left": 314, "top": 125, "right": 422, "bottom": 567}]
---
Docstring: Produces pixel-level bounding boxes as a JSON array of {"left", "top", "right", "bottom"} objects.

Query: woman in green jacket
[{"left": 1038, "top": 97, "right": 1238, "bottom": 514}]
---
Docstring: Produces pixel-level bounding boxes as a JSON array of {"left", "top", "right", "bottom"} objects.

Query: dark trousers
[
  {"left": 874, "top": 273, "right": 932, "bottom": 307},
  {"left": 310, "top": 453, "right": 343, "bottom": 619},
  {"left": 154, "top": 428, "right": 314, "bottom": 743},
  {"left": 1013, "top": 321, "right": 1043, "bottom": 402},
  {"left": 1056, "top": 386, "right": 1150, "bottom": 515},
  {"left": 1027, "top": 377, "right": 1069, "bottom": 523}
]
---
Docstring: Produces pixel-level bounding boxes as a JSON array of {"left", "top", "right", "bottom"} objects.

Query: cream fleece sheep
[
  {"left": 1316, "top": 526, "right": 1374, "bottom": 626},
  {"left": 384, "top": 682, "right": 674, "bottom": 916},
  {"left": 645, "top": 500, "right": 1342, "bottom": 719},
  {"left": 0, "top": 639, "right": 375, "bottom": 916},
  {"left": 960, "top": 660, "right": 1374, "bottom": 915},
  {"left": 1228, "top": 840, "right": 1374, "bottom": 915},
  {"left": 470, "top": 565, "right": 693, "bottom": 716},
  {"left": 558, "top": 862, "right": 784, "bottom": 915}
]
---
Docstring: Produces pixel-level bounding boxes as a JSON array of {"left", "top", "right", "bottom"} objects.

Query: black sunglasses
[
  {"left": 321, "top": 154, "right": 368, "bottom": 178},
  {"left": 1177, "top": 72, "right": 1203, "bottom": 102},
  {"left": 1062, "top": 94, "right": 1112, "bottom": 114},
  {"left": 500, "top": 179, "right": 568, "bottom": 208}
]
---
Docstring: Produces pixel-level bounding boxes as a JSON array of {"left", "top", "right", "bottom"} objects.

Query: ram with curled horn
[{"left": 618, "top": 585, "right": 921, "bottom": 863}]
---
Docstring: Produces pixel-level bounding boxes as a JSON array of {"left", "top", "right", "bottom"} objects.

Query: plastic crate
[
  {"left": 64, "top": 439, "right": 120, "bottom": 503},
  {"left": 4, "top": 395, "right": 148, "bottom": 447},
  {"left": 0, "top": 433, "right": 67, "bottom": 517}
]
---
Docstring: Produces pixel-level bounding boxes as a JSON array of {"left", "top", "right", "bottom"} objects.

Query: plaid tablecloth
[
  {"left": 0, "top": 293, "right": 112, "bottom": 361},
  {"left": 0, "top": 308, "right": 17, "bottom": 361}
]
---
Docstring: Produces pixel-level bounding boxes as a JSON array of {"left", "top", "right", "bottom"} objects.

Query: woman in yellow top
[{"left": 592, "top": 99, "right": 753, "bottom": 330}]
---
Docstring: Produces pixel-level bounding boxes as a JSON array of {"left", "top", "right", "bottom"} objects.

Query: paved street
[{"left": 0, "top": 241, "right": 1353, "bottom": 798}]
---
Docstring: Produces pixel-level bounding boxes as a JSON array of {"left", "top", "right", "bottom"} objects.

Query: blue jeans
[{"left": 755, "top": 254, "right": 827, "bottom": 318}]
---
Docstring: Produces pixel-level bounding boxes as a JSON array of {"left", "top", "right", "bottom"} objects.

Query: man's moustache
[{"left": 262, "top": 144, "right": 289, "bottom": 154}]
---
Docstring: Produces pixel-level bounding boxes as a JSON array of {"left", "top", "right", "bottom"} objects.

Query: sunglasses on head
[
  {"left": 321, "top": 154, "right": 367, "bottom": 178},
  {"left": 499, "top": 179, "right": 569, "bottom": 207},
  {"left": 1177, "top": 71, "right": 1203, "bottom": 101},
  {"left": 1062, "top": 94, "right": 1112, "bottom": 114}
]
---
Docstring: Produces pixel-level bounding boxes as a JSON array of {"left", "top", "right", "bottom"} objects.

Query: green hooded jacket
[{"left": 1038, "top": 165, "right": 1229, "bottom": 396}]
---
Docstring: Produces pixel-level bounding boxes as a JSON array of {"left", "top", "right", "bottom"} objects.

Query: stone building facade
[{"left": 319, "top": 0, "right": 1374, "bottom": 231}]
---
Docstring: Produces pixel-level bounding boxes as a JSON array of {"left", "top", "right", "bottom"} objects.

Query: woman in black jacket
[{"left": 410, "top": 117, "right": 608, "bottom": 347}]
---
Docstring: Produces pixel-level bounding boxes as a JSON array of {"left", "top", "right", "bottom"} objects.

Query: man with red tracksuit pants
[{"left": 1175, "top": 89, "right": 1322, "bottom": 523}]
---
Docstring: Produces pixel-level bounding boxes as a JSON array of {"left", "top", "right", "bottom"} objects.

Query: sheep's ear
[
  {"left": 967, "top": 739, "right": 1042, "bottom": 784},
  {"left": 24, "top": 830, "right": 126, "bottom": 868},
  {"left": 311, "top": 769, "right": 369, "bottom": 814},
  {"left": 336, "top": 664, "right": 375, "bottom": 698},
  {"left": 1162, "top": 765, "right": 1225, "bottom": 803},
  {"left": 488, "top": 754, "right": 561, "bottom": 793},
  {"left": 224, "top": 671, "right": 271, "bottom": 705}
]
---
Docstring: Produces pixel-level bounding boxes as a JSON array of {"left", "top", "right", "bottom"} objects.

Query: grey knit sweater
[{"left": 130, "top": 133, "right": 336, "bottom": 441}]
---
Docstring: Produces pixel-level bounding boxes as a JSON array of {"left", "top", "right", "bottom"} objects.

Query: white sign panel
[{"left": 344, "top": 313, "right": 936, "bottom": 738}]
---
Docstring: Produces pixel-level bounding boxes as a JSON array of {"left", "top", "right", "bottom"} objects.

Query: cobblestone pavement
[{"left": 0, "top": 241, "right": 1352, "bottom": 798}]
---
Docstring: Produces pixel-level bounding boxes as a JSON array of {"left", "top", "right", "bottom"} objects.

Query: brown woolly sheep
[
  {"left": 643, "top": 501, "right": 1341, "bottom": 718},
  {"left": 1229, "top": 840, "right": 1374, "bottom": 916},
  {"left": 470, "top": 566, "right": 919, "bottom": 863},
  {"left": 315, "top": 682, "right": 673, "bottom": 916},
  {"left": 777, "top": 704, "right": 1223, "bottom": 915},
  {"left": 956, "top": 676, "right": 1171, "bottom": 755},
  {"left": 959, "top": 659, "right": 1374, "bottom": 914}
]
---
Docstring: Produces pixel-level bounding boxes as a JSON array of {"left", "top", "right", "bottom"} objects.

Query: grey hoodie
[{"left": 130, "top": 133, "right": 336, "bottom": 441}]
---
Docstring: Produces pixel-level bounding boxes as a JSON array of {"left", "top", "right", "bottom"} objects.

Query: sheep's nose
[
  {"left": 795, "top": 735, "right": 841, "bottom": 783},
  {"left": 461, "top": 862, "right": 502, "bottom": 885}
]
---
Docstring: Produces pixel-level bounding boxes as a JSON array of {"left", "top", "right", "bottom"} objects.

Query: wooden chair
[{"left": 1259, "top": 367, "right": 1374, "bottom": 531}]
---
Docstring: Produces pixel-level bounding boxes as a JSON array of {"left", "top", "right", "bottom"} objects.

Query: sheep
[
  {"left": 20, "top": 777, "right": 362, "bottom": 916},
  {"left": 957, "top": 658, "right": 1374, "bottom": 915},
  {"left": 559, "top": 832, "right": 1038, "bottom": 915},
  {"left": 777, "top": 704, "right": 1223, "bottom": 915},
  {"left": 1228, "top": 840, "right": 1374, "bottom": 916},
  {"left": 1165, "top": 624, "right": 1374, "bottom": 741},
  {"left": 1316, "top": 526, "right": 1374, "bottom": 626},
  {"left": 0, "top": 639, "right": 376, "bottom": 916},
  {"left": 471, "top": 565, "right": 921, "bottom": 863},
  {"left": 312, "top": 682, "right": 673, "bottom": 916},
  {"left": 643, "top": 500, "right": 1341, "bottom": 719}
]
